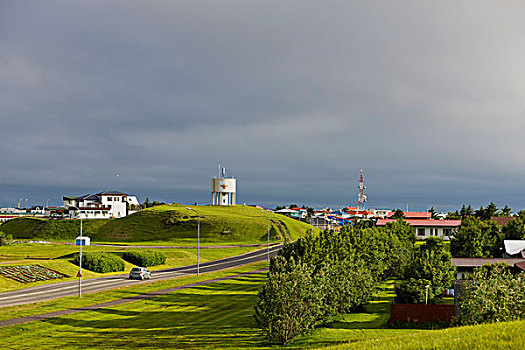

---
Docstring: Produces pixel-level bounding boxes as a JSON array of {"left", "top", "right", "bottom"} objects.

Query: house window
[
  {"left": 107, "top": 197, "right": 112, "bottom": 201},
  {"left": 417, "top": 228, "right": 425, "bottom": 236},
  {"left": 443, "top": 228, "right": 451, "bottom": 236}
]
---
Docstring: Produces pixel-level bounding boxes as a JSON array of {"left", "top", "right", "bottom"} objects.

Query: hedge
[
  {"left": 72, "top": 252, "right": 125, "bottom": 273},
  {"left": 122, "top": 250, "right": 166, "bottom": 267}
]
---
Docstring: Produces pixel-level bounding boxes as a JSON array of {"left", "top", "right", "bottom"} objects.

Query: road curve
[{"left": 0, "top": 244, "right": 282, "bottom": 308}]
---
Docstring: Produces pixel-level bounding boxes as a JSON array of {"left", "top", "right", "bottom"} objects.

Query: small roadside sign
[
  {"left": 76, "top": 236, "right": 91, "bottom": 246},
  {"left": 76, "top": 271, "right": 82, "bottom": 278}
]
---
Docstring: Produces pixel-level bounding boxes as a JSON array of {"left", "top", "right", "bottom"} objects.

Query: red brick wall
[{"left": 390, "top": 303, "right": 455, "bottom": 323}]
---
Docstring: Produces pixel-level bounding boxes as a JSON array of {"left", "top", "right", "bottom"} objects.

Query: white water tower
[{"left": 211, "top": 166, "right": 236, "bottom": 206}]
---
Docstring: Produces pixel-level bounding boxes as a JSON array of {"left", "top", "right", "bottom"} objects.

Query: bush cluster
[
  {"left": 0, "top": 231, "right": 13, "bottom": 246},
  {"left": 254, "top": 222, "right": 415, "bottom": 344},
  {"left": 72, "top": 252, "right": 125, "bottom": 273},
  {"left": 453, "top": 264, "right": 525, "bottom": 326},
  {"left": 122, "top": 250, "right": 166, "bottom": 267},
  {"left": 394, "top": 237, "right": 456, "bottom": 304}
]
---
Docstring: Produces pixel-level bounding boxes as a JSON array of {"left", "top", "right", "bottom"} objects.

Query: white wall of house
[
  {"left": 99, "top": 194, "right": 127, "bottom": 218},
  {"left": 413, "top": 227, "right": 455, "bottom": 240},
  {"left": 126, "top": 196, "right": 140, "bottom": 206}
]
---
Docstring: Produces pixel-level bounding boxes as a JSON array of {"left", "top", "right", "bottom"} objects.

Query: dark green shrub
[
  {"left": 0, "top": 231, "right": 13, "bottom": 246},
  {"left": 395, "top": 278, "right": 434, "bottom": 304},
  {"left": 254, "top": 257, "right": 324, "bottom": 345},
  {"left": 72, "top": 252, "right": 125, "bottom": 273},
  {"left": 395, "top": 237, "right": 455, "bottom": 304},
  {"left": 453, "top": 264, "right": 525, "bottom": 326},
  {"left": 122, "top": 250, "right": 166, "bottom": 267}
]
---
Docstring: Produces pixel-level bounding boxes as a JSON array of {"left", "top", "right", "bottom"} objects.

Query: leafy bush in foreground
[
  {"left": 122, "top": 250, "right": 166, "bottom": 267},
  {"left": 254, "top": 257, "right": 324, "bottom": 344},
  {"left": 72, "top": 252, "right": 125, "bottom": 273},
  {"left": 454, "top": 264, "right": 525, "bottom": 326}
]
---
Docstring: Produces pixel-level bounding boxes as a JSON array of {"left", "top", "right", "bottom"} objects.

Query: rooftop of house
[
  {"left": 490, "top": 216, "right": 515, "bottom": 227},
  {"left": 376, "top": 219, "right": 461, "bottom": 227},
  {"left": 387, "top": 211, "right": 432, "bottom": 219},
  {"left": 504, "top": 240, "right": 525, "bottom": 256},
  {"left": 97, "top": 191, "right": 128, "bottom": 196},
  {"left": 452, "top": 257, "right": 525, "bottom": 266},
  {"left": 452, "top": 257, "right": 525, "bottom": 272}
]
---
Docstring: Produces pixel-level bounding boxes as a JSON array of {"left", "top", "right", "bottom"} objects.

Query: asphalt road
[{"left": 0, "top": 244, "right": 282, "bottom": 308}]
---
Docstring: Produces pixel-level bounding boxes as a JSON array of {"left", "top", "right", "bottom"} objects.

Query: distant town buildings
[{"left": 0, "top": 207, "right": 45, "bottom": 223}]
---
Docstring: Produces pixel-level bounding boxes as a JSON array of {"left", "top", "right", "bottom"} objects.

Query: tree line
[{"left": 254, "top": 221, "right": 456, "bottom": 344}]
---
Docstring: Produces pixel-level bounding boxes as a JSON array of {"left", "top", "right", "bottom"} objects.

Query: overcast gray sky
[{"left": 1, "top": 1, "right": 525, "bottom": 212}]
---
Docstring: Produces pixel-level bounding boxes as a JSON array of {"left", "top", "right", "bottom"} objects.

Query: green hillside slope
[{"left": 0, "top": 204, "right": 317, "bottom": 243}]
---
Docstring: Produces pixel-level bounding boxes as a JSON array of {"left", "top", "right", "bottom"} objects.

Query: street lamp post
[
  {"left": 261, "top": 210, "right": 270, "bottom": 262},
  {"left": 186, "top": 207, "right": 200, "bottom": 276},
  {"left": 79, "top": 218, "right": 83, "bottom": 298}
]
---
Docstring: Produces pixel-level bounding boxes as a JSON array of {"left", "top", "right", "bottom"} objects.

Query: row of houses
[
  {"left": 1, "top": 191, "right": 140, "bottom": 221},
  {"left": 0, "top": 207, "right": 45, "bottom": 223},
  {"left": 273, "top": 206, "right": 461, "bottom": 241}
]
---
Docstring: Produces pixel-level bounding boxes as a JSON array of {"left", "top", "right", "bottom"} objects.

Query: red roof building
[
  {"left": 386, "top": 211, "right": 432, "bottom": 219},
  {"left": 376, "top": 219, "right": 461, "bottom": 241}
]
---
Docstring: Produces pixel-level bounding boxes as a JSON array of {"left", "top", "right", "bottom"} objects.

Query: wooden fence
[{"left": 390, "top": 302, "right": 455, "bottom": 323}]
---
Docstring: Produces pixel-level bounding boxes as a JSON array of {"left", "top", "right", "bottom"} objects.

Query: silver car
[{"left": 129, "top": 267, "right": 151, "bottom": 280}]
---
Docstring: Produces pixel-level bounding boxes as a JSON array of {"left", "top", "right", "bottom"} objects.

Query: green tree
[
  {"left": 254, "top": 256, "right": 324, "bottom": 344},
  {"left": 391, "top": 209, "right": 405, "bottom": 219},
  {"left": 395, "top": 237, "right": 456, "bottom": 304},
  {"left": 475, "top": 206, "right": 487, "bottom": 220},
  {"left": 502, "top": 213, "right": 525, "bottom": 240},
  {"left": 428, "top": 206, "right": 437, "bottom": 219},
  {"left": 460, "top": 205, "right": 467, "bottom": 218},
  {"left": 447, "top": 210, "right": 461, "bottom": 220},
  {"left": 485, "top": 202, "right": 498, "bottom": 218},
  {"left": 321, "top": 258, "right": 375, "bottom": 317},
  {"left": 381, "top": 220, "right": 415, "bottom": 277},
  {"left": 454, "top": 264, "right": 525, "bottom": 326},
  {"left": 450, "top": 216, "right": 503, "bottom": 258},
  {"left": 0, "top": 231, "right": 13, "bottom": 246},
  {"left": 500, "top": 205, "right": 512, "bottom": 217}
]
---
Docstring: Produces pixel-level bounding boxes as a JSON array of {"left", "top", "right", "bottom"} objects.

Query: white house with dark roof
[{"left": 63, "top": 191, "right": 131, "bottom": 219}]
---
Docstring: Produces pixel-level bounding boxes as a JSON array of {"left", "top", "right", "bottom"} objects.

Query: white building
[
  {"left": 63, "top": 191, "right": 131, "bottom": 219},
  {"left": 211, "top": 167, "right": 236, "bottom": 206},
  {"left": 375, "top": 219, "right": 461, "bottom": 241}
]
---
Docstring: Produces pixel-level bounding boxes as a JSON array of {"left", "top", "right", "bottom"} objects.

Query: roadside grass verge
[
  {"left": 0, "top": 243, "right": 258, "bottom": 292},
  {"left": 0, "top": 261, "right": 268, "bottom": 323}
]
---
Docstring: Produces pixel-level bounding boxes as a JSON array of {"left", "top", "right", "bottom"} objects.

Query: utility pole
[{"left": 186, "top": 207, "right": 200, "bottom": 276}]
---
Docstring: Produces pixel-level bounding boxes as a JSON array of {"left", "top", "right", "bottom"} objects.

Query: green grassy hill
[{"left": 0, "top": 204, "right": 316, "bottom": 244}]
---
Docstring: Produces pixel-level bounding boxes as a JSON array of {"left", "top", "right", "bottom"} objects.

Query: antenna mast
[{"left": 358, "top": 169, "right": 367, "bottom": 211}]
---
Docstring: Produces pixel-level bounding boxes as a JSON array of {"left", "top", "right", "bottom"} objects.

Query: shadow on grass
[{"left": 37, "top": 274, "right": 273, "bottom": 349}]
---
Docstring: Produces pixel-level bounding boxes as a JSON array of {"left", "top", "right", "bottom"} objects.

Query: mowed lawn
[
  {"left": 0, "top": 243, "right": 259, "bottom": 293},
  {"left": 0, "top": 269, "right": 270, "bottom": 349},
  {"left": 0, "top": 267, "right": 524, "bottom": 349}
]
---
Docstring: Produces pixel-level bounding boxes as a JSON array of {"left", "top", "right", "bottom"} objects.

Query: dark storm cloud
[{"left": 2, "top": 1, "right": 525, "bottom": 211}]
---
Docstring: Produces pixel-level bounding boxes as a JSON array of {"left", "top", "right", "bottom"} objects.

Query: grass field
[
  {"left": 0, "top": 204, "right": 317, "bottom": 243},
  {"left": 1, "top": 263, "right": 523, "bottom": 349},
  {"left": 0, "top": 242, "right": 258, "bottom": 292}
]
